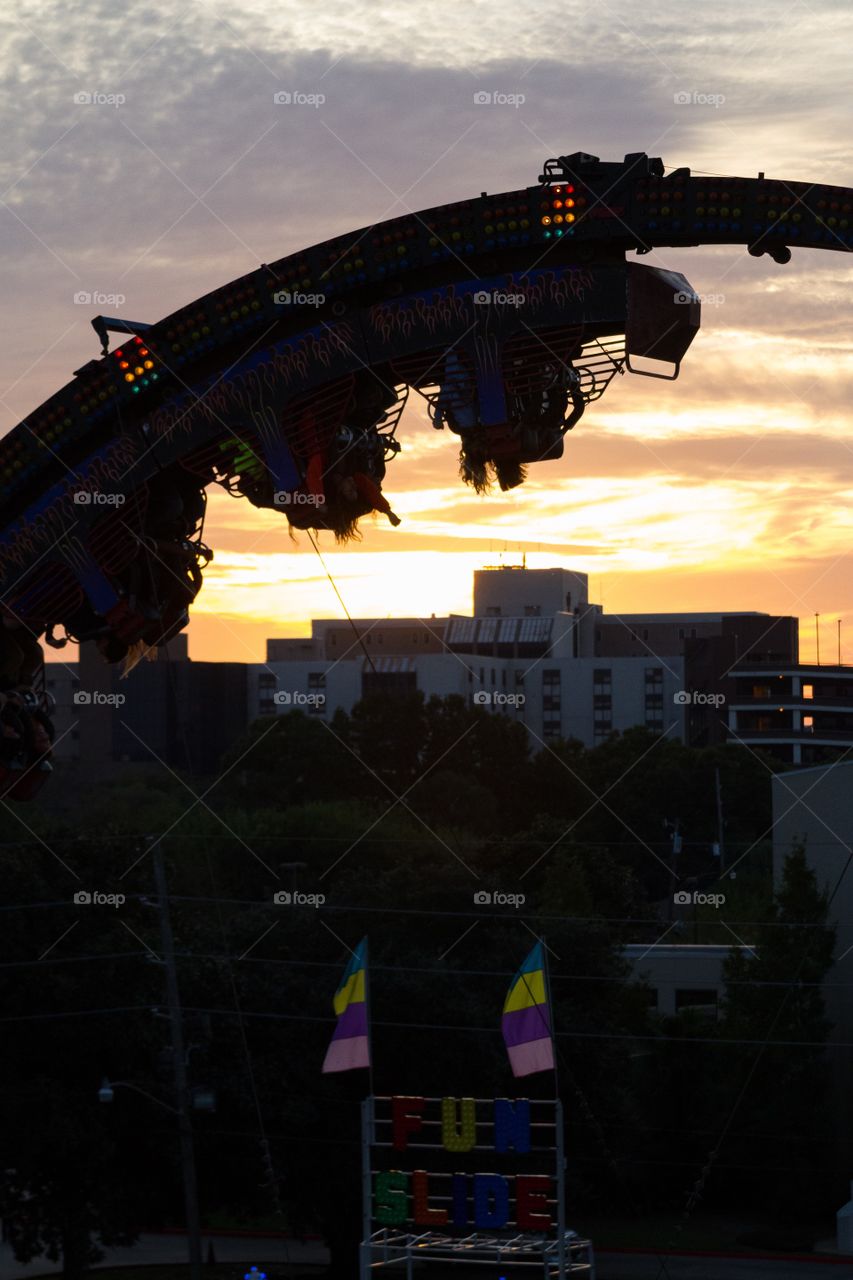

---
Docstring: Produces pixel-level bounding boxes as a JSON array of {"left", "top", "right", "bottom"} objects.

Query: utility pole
[
  {"left": 714, "top": 766, "right": 725, "bottom": 874},
  {"left": 815, "top": 613, "right": 820, "bottom": 666},
  {"left": 152, "top": 840, "right": 203, "bottom": 1280},
  {"left": 665, "top": 818, "right": 682, "bottom": 920}
]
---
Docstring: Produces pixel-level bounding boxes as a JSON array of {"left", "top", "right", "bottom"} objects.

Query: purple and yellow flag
[
  {"left": 501, "top": 941, "right": 555, "bottom": 1077},
  {"left": 322, "top": 937, "right": 370, "bottom": 1074}
]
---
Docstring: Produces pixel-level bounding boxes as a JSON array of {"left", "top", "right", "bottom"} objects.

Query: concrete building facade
[{"left": 250, "top": 566, "right": 802, "bottom": 753}]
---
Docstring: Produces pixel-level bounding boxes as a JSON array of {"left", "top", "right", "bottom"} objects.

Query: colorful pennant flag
[
  {"left": 322, "top": 937, "right": 370, "bottom": 1074},
  {"left": 501, "top": 941, "right": 555, "bottom": 1077}
]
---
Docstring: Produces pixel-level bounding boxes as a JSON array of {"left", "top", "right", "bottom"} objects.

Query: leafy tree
[{"left": 715, "top": 845, "right": 836, "bottom": 1214}]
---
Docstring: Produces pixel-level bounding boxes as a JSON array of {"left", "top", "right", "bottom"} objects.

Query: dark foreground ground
[{"left": 4, "top": 1233, "right": 853, "bottom": 1280}]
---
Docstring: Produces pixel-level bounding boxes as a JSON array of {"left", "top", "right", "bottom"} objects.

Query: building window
[
  {"left": 675, "top": 989, "right": 718, "bottom": 1018},
  {"left": 803, "top": 684, "right": 814, "bottom": 700},
  {"left": 543, "top": 669, "right": 561, "bottom": 715},
  {"left": 593, "top": 668, "right": 612, "bottom": 693}
]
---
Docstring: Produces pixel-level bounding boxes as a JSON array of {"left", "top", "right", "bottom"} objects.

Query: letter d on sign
[{"left": 473, "top": 1173, "right": 510, "bottom": 1229}]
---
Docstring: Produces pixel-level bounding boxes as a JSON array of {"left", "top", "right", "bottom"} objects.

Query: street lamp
[{"left": 98, "top": 1078, "right": 216, "bottom": 1113}]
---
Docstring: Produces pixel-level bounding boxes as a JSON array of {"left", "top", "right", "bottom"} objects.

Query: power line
[{"left": 0, "top": 1000, "right": 845, "bottom": 1051}]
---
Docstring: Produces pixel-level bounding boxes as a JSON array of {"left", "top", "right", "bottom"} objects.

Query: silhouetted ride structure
[{"left": 2, "top": 149, "right": 851, "bottom": 796}]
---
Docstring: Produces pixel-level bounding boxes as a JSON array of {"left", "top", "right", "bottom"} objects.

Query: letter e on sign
[{"left": 516, "top": 1174, "right": 553, "bottom": 1230}]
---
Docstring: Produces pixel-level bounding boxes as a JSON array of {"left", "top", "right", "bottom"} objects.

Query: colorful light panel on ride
[{"left": 113, "top": 335, "right": 159, "bottom": 394}]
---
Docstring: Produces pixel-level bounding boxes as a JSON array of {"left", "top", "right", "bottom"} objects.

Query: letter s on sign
[{"left": 374, "top": 1170, "right": 408, "bottom": 1225}]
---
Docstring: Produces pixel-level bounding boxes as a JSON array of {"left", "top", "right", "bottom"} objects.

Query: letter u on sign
[{"left": 441, "top": 1096, "right": 476, "bottom": 1152}]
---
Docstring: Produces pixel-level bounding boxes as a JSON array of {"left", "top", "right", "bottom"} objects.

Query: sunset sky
[{"left": 3, "top": 1, "right": 853, "bottom": 664}]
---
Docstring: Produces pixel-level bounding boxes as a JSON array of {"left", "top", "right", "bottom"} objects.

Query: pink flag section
[
  {"left": 322, "top": 1033, "right": 370, "bottom": 1073},
  {"left": 506, "top": 1036, "right": 555, "bottom": 1078}
]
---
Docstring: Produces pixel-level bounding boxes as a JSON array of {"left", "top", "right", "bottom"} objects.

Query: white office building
[{"left": 248, "top": 565, "right": 797, "bottom": 749}]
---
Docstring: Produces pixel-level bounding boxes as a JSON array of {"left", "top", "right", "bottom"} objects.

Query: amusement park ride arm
[{"left": 0, "top": 149, "right": 849, "bottom": 794}]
